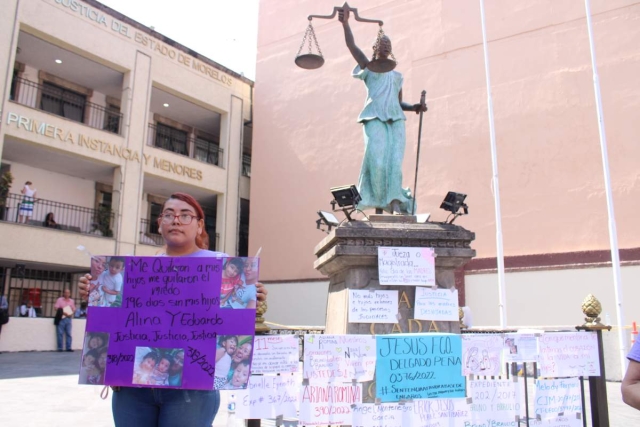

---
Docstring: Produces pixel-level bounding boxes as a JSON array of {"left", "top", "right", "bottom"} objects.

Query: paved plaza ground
[{"left": 0, "top": 351, "right": 638, "bottom": 426}]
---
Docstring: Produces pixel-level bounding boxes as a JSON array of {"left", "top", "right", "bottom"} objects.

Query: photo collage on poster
[
  {"left": 132, "top": 347, "right": 185, "bottom": 386},
  {"left": 87, "top": 256, "right": 125, "bottom": 308},
  {"left": 79, "top": 332, "right": 110, "bottom": 385}
]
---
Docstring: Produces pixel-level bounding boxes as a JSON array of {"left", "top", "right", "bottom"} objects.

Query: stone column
[{"left": 314, "top": 216, "right": 475, "bottom": 335}]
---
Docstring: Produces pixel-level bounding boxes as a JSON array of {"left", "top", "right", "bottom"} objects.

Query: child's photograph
[
  {"left": 88, "top": 256, "right": 125, "bottom": 308},
  {"left": 79, "top": 332, "right": 110, "bottom": 385},
  {"left": 220, "top": 257, "right": 259, "bottom": 309},
  {"left": 132, "top": 347, "right": 184, "bottom": 387},
  {"left": 214, "top": 335, "right": 254, "bottom": 390}
]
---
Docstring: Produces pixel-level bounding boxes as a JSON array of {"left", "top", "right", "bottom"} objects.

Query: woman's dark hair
[
  {"left": 224, "top": 258, "right": 245, "bottom": 272},
  {"left": 142, "top": 351, "right": 159, "bottom": 364},
  {"left": 45, "top": 212, "right": 55, "bottom": 222},
  {"left": 161, "top": 193, "right": 209, "bottom": 249}
]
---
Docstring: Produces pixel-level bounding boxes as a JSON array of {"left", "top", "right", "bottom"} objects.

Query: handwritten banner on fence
[
  {"left": 468, "top": 380, "right": 522, "bottom": 424},
  {"left": 234, "top": 374, "right": 299, "bottom": 419},
  {"left": 375, "top": 333, "right": 465, "bottom": 402},
  {"left": 462, "top": 334, "right": 503, "bottom": 376},
  {"left": 405, "top": 398, "right": 471, "bottom": 427},
  {"left": 538, "top": 332, "right": 600, "bottom": 377},
  {"left": 251, "top": 335, "right": 299, "bottom": 374},
  {"left": 531, "top": 415, "right": 583, "bottom": 427},
  {"left": 378, "top": 247, "right": 435, "bottom": 286},
  {"left": 414, "top": 287, "right": 458, "bottom": 321},
  {"left": 81, "top": 256, "right": 257, "bottom": 390},
  {"left": 303, "top": 334, "right": 376, "bottom": 383},
  {"left": 534, "top": 378, "right": 582, "bottom": 418},
  {"left": 348, "top": 290, "right": 399, "bottom": 324},
  {"left": 352, "top": 403, "right": 412, "bottom": 427},
  {"left": 504, "top": 333, "right": 539, "bottom": 363},
  {"left": 299, "top": 383, "right": 362, "bottom": 426}
]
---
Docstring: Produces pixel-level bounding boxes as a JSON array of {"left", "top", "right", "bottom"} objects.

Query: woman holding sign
[{"left": 78, "top": 192, "right": 267, "bottom": 427}]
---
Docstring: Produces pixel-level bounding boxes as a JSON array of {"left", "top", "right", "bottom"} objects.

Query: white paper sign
[
  {"left": 531, "top": 415, "right": 583, "bottom": 427},
  {"left": 404, "top": 398, "right": 471, "bottom": 427},
  {"left": 378, "top": 247, "right": 435, "bottom": 286},
  {"left": 462, "top": 334, "right": 503, "bottom": 376},
  {"left": 504, "top": 333, "right": 539, "bottom": 362},
  {"left": 235, "top": 374, "right": 299, "bottom": 419},
  {"left": 538, "top": 332, "right": 600, "bottom": 377},
  {"left": 299, "top": 383, "right": 362, "bottom": 426},
  {"left": 303, "top": 334, "right": 376, "bottom": 382},
  {"left": 414, "top": 287, "right": 459, "bottom": 321},
  {"left": 251, "top": 335, "right": 299, "bottom": 374},
  {"left": 348, "top": 290, "right": 399, "bottom": 323},
  {"left": 534, "top": 378, "right": 582, "bottom": 418},
  {"left": 352, "top": 403, "right": 412, "bottom": 427},
  {"left": 468, "top": 380, "right": 522, "bottom": 424}
]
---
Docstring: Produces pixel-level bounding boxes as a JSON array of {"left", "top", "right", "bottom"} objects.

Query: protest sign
[
  {"left": 81, "top": 256, "right": 257, "bottom": 390},
  {"left": 404, "top": 398, "right": 471, "bottom": 427},
  {"left": 375, "top": 333, "right": 465, "bottom": 402},
  {"left": 378, "top": 247, "right": 435, "bottom": 286},
  {"left": 462, "top": 334, "right": 503, "bottom": 376},
  {"left": 504, "top": 333, "right": 539, "bottom": 363},
  {"left": 531, "top": 415, "right": 583, "bottom": 427},
  {"left": 349, "top": 290, "right": 399, "bottom": 324},
  {"left": 538, "top": 332, "right": 600, "bottom": 377},
  {"left": 303, "top": 334, "right": 376, "bottom": 383},
  {"left": 468, "top": 379, "right": 522, "bottom": 424},
  {"left": 352, "top": 403, "right": 412, "bottom": 427},
  {"left": 534, "top": 378, "right": 582, "bottom": 418},
  {"left": 414, "top": 287, "right": 458, "bottom": 321},
  {"left": 234, "top": 374, "right": 299, "bottom": 419},
  {"left": 251, "top": 335, "right": 299, "bottom": 374},
  {"left": 299, "top": 383, "right": 362, "bottom": 426}
]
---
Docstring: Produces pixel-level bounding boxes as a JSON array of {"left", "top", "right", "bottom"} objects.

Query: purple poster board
[{"left": 80, "top": 256, "right": 258, "bottom": 390}]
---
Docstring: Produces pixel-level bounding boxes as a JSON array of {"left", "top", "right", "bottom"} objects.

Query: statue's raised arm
[{"left": 339, "top": 8, "right": 369, "bottom": 69}]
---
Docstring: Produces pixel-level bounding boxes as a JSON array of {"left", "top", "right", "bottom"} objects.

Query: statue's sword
[{"left": 412, "top": 90, "right": 427, "bottom": 216}]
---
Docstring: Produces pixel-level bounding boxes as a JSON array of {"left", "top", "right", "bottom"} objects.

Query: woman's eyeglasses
[{"left": 160, "top": 213, "right": 199, "bottom": 225}]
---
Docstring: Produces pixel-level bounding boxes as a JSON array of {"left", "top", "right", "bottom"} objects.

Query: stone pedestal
[{"left": 314, "top": 215, "right": 475, "bottom": 335}]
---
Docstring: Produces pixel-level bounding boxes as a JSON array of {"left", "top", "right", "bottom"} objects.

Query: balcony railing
[
  {"left": 9, "top": 77, "right": 123, "bottom": 135},
  {"left": 148, "top": 124, "right": 223, "bottom": 167},
  {"left": 242, "top": 155, "right": 251, "bottom": 177},
  {"left": 0, "top": 193, "right": 114, "bottom": 236},
  {"left": 139, "top": 218, "right": 164, "bottom": 246}
]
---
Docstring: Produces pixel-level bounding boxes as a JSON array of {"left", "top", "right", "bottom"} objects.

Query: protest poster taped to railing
[
  {"left": 538, "top": 331, "right": 600, "bottom": 377},
  {"left": 80, "top": 256, "right": 257, "bottom": 390},
  {"left": 468, "top": 379, "right": 522, "bottom": 424},
  {"left": 462, "top": 334, "right": 503, "bottom": 376},
  {"left": 404, "top": 398, "right": 471, "bottom": 427},
  {"left": 375, "top": 333, "right": 465, "bottom": 402},
  {"left": 251, "top": 335, "right": 299, "bottom": 374},
  {"left": 504, "top": 333, "right": 539, "bottom": 363},
  {"left": 298, "top": 383, "right": 362, "bottom": 426},
  {"left": 414, "top": 287, "right": 458, "bottom": 321},
  {"left": 530, "top": 414, "right": 583, "bottom": 427},
  {"left": 378, "top": 247, "right": 435, "bottom": 286},
  {"left": 534, "top": 378, "right": 582, "bottom": 419},
  {"left": 303, "top": 334, "right": 376, "bottom": 383},
  {"left": 348, "top": 289, "right": 399, "bottom": 323},
  {"left": 234, "top": 374, "right": 299, "bottom": 419},
  {"left": 351, "top": 402, "right": 412, "bottom": 427}
]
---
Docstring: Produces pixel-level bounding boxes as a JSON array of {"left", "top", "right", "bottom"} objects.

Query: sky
[{"left": 98, "top": 0, "right": 260, "bottom": 80}]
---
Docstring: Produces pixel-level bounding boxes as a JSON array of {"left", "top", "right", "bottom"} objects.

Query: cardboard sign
[
  {"left": 378, "top": 247, "right": 435, "bottom": 286},
  {"left": 303, "top": 334, "right": 377, "bottom": 383},
  {"left": 234, "top": 374, "right": 299, "bottom": 419},
  {"left": 534, "top": 378, "right": 582, "bottom": 418},
  {"left": 414, "top": 287, "right": 458, "bottom": 321},
  {"left": 349, "top": 290, "right": 399, "bottom": 324},
  {"left": 251, "top": 335, "right": 299, "bottom": 374},
  {"left": 539, "top": 332, "right": 600, "bottom": 377},
  {"left": 462, "top": 334, "right": 503, "bottom": 376},
  {"left": 81, "top": 256, "right": 257, "bottom": 390},
  {"left": 299, "top": 383, "right": 363, "bottom": 426},
  {"left": 375, "top": 333, "right": 465, "bottom": 402}
]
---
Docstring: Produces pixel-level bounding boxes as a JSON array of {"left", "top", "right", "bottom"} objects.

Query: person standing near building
[
  {"left": 18, "top": 181, "right": 37, "bottom": 223},
  {"left": 17, "top": 299, "right": 37, "bottom": 317},
  {"left": 54, "top": 289, "right": 75, "bottom": 351}
]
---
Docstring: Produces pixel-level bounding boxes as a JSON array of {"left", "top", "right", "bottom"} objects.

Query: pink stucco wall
[{"left": 251, "top": 0, "right": 640, "bottom": 281}]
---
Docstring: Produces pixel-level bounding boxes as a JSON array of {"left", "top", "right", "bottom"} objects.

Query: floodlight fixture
[
  {"left": 330, "top": 185, "right": 361, "bottom": 209},
  {"left": 316, "top": 210, "right": 340, "bottom": 233},
  {"left": 440, "top": 191, "right": 468, "bottom": 224}
]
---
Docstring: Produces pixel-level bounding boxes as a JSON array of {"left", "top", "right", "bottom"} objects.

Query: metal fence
[
  {"left": 9, "top": 76, "right": 123, "bottom": 135},
  {"left": 0, "top": 193, "right": 114, "bottom": 236},
  {"left": 139, "top": 218, "right": 164, "bottom": 246},
  {"left": 148, "top": 124, "right": 224, "bottom": 167},
  {"left": 242, "top": 155, "right": 251, "bottom": 177}
]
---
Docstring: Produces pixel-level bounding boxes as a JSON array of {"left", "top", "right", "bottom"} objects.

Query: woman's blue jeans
[{"left": 112, "top": 387, "right": 220, "bottom": 427}]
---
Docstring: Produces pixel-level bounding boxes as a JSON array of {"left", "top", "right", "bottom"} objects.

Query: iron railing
[
  {"left": 148, "top": 124, "right": 223, "bottom": 167},
  {"left": 9, "top": 76, "right": 123, "bottom": 135},
  {"left": 139, "top": 218, "right": 164, "bottom": 246},
  {"left": 0, "top": 193, "right": 114, "bottom": 236},
  {"left": 242, "top": 155, "right": 251, "bottom": 177}
]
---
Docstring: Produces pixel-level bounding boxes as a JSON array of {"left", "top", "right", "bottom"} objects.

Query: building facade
[
  {"left": 0, "top": 0, "right": 253, "bottom": 351},
  {"left": 251, "top": 0, "right": 640, "bottom": 335}
]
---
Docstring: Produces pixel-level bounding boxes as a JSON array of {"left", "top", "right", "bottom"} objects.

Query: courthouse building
[
  {"left": 251, "top": 0, "right": 640, "bottom": 335},
  {"left": 0, "top": 0, "right": 253, "bottom": 351}
]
